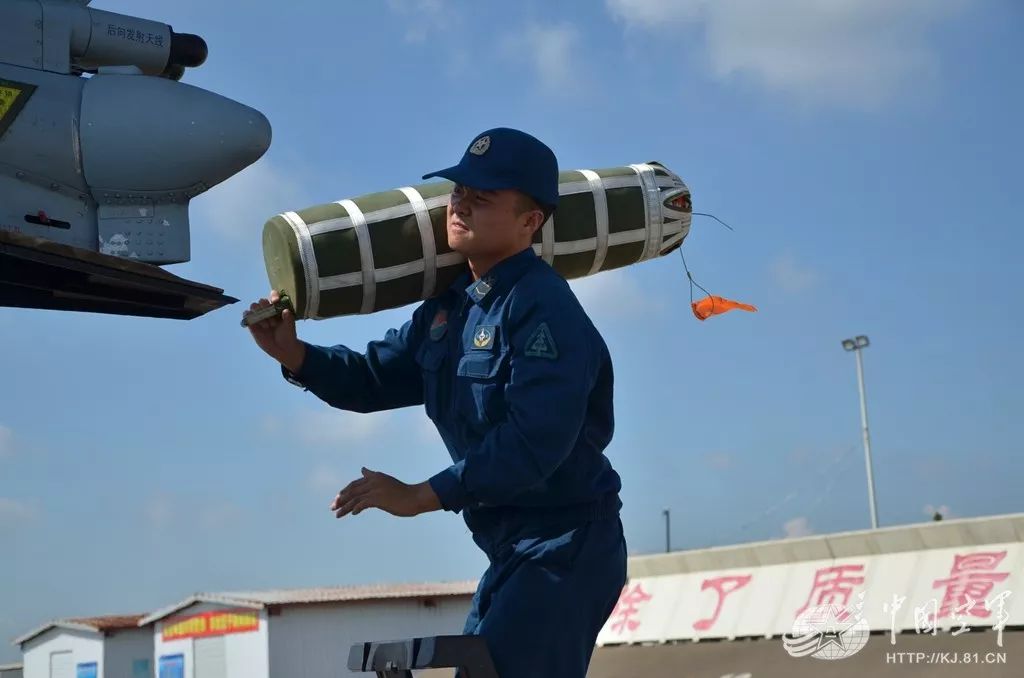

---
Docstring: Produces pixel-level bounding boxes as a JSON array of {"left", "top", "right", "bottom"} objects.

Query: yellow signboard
[{"left": 162, "top": 609, "right": 260, "bottom": 641}]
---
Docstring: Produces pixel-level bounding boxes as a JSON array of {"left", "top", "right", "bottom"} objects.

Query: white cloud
[
  {"left": 386, "top": 0, "right": 449, "bottom": 44},
  {"left": 308, "top": 464, "right": 344, "bottom": 494},
  {"left": 501, "top": 24, "right": 584, "bottom": 94},
  {"left": 783, "top": 516, "right": 814, "bottom": 538},
  {"left": 145, "top": 493, "right": 244, "bottom": 531},
  {"left": 607, "top": 0, "right": 705, "bottom": 25},
  {"left": 145, "top": 494, "right": 173, "bottom": 529},
  {"left": 192, "top": 158, "right": 308, "bottom": 241},
  {"left": 0, "top": 424, "right": 12, "bottom": 458},
  {"left": 787, "top": 448, "right": 814, "bottom": 465},
  {"left": 771, "top": 252, "right": 818, "bottom": 293},
  {"left": 297, "top": 409, "right": 391, "bottom": 446},
  {"left": 703, "top": 451, "right": 734, "bottom": 470},
  {"left": 606, "top": 0, "right": 972, "bottom": 108},
  {"left": 570, "top": 267, "right": 661, "bottom": 320},
  {"left": 913, "top": 458, "right": 950, "bottom": 480},
  {"left": 199, "top": 501, "right": 243, "bottom": 532},
  {"left": 262, "top": 415, "right": 283, "bottom": 435},
  {"left": 0, "top": 498, "right": 36, "bottom": 526}
]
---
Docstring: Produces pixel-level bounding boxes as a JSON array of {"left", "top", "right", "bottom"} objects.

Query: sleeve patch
[{"left": 524, "top": 322, "right": 558, "bottom": 359}]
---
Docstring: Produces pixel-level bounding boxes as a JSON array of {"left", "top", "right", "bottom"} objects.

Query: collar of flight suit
[{"left": 460, "top": 246, "right": 539, "bottom": 311}]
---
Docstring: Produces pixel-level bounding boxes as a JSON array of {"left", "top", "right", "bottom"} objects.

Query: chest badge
[
  {"left": 430, "top": 309, "right": 448, "bottom": 341},
  {"left": 473, "top": 325, "right": 495, "bottom": 350}
]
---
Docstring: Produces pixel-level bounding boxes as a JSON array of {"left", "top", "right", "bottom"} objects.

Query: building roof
[
  {"left": 13, "top": 614, "right": 146, "bottom": 647},
  {"left": 67, "top": 615, "right": 146, "bottom": 631},
  {"left": 137, "top": 594, "right": 264, "bottom": 628},
  {"left": 0, "top": 663, "right": 23, "bottom": 671},
  {"left": 629, "top": 511, "right": 1024, "bottom": 577},
  {"left": 138, "top": 580, "right": 478, "bottom": 626},
  {"left": 220, "top": 580, "right": 479, "bottom": 605}
]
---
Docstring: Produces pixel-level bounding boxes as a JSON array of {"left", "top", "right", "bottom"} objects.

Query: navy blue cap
[{"left": 422, "top": 127, "right": 560, "bottom": 207}]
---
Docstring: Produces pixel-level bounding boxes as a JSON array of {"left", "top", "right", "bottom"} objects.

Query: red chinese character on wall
[
  {"left": 931, "top": 551, "right": 1010, "bottom": 622},
  {"left": 608, "top": 582, "right": 653, "bottom": 635},
  {"left": 795, "top": 564, "right": 865, "bottom": 619},
  {"left": 693, "top": 575, "right": 752, "bottom": 631}
]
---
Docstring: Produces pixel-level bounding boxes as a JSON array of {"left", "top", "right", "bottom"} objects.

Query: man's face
[{"left": 446, "top": 184, "right": 539, "bottom": 258}]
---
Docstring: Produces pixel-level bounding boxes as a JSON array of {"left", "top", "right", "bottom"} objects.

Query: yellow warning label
[
  {"left": 0, "top": 87, "right": 22, "bottom": 120},
  {"left": 0, "top": 80, "right": 34, "bottom": 137}
]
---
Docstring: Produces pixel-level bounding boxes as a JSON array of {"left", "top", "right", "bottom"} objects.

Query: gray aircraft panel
[{"left": 0, "top": 0, "right": 271, "bottom": 319}]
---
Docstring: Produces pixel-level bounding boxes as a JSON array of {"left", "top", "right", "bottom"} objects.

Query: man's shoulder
[
  {"left": 507, "top": 260, "right": 600, "bottom": 332},
  {"left": 513, "top": 258, "right": 581, "bottom": 303},
  {"left": 503, "top": 261, "right": 609, "bottom": 365}
]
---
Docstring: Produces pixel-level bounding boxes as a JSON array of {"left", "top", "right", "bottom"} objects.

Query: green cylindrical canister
[{"left": 261, "top": 162, "right": 691, "bottom": 319}]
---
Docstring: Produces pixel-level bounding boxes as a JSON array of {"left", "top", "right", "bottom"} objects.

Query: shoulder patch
[
  {"left": 429, "top": 308, "right": 448, "bottom": 341},
  {"left": 524, "top": 322, "right": 558, "bottom": 359}
]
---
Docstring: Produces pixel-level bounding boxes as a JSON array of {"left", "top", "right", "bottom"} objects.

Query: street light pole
[
  {"left": 842, "top": 335, "right": 879, "bottom": 529},
  {"left": 662, "top": 508, "right": 671, "bottom": 553}
]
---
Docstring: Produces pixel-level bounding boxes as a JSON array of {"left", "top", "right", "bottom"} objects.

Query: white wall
[
  {"left": 22, "top": 629, "right": 103, "bottom": 678},
  {"left": 599, "top": 541, "right": 1024, "bottom": 646},
  {"left": 103, "top": 628, "right": 152, "bottom": 678},
  {"left": 152, "top": 603, "right": 268, "bottom": 678},
  {"left": 268, "top": 597, "right": 472, "bottom": 678},
  {"left": 221, "top": 622, "right": 267, "bottom": 678}
]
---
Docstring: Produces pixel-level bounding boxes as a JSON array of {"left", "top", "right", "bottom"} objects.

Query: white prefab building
[
  {"left": 589, "top": 512, "right": 1024, "bottom": 678},
  {"left": 0, "top": 663, "right": 23, "bottom": 678},
  {"left": 139, "top": 582, "right": 477, "bottom": 678},
  {"left": 14, "top": 615, "right": 152, "bottom": 678}
]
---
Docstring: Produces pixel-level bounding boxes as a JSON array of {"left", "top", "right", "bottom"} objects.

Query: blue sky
[{"left": 2, "top": 0, "right": 1022, "bottom": 662}]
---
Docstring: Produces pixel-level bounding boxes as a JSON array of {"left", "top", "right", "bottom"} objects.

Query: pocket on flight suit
[
  {"left": 455, "top": 349, "right": 510, "bottom": 428},
  {"left": 415, "top": 340, "right": 448, "bottom": 422},
  {"left": 511, "top": 521, "right": 593, "bottom": 576}
]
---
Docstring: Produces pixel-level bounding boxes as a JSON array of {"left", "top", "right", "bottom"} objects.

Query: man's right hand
[{"left": 247, "top": 290, "right": 306, "bottom": 374}]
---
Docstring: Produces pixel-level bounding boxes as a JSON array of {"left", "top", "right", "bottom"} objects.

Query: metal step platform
[{"left": 348, "top": 635, "right": 498, "bottom": 678}]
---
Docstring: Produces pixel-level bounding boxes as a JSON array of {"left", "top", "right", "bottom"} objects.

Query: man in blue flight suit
[{"left": 247, "top": 128, "right": 627, "bottom": 677}]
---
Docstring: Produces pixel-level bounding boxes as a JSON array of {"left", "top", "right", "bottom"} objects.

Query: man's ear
[{"left": 527, "top": 209, "right": 546, "bottom": 236}]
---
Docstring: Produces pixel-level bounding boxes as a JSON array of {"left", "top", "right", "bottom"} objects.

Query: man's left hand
[{"left": 330, "top": 467, "right": 441, "bottom": 518}]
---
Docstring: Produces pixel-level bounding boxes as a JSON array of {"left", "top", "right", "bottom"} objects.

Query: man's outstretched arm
[{"left": 247, "top": 290, "right": 427, "bottom": 413}]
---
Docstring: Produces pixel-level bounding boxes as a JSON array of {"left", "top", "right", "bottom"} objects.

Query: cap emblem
[{"left": 469, "top": 135, "right": 491, "bottom": 156}]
